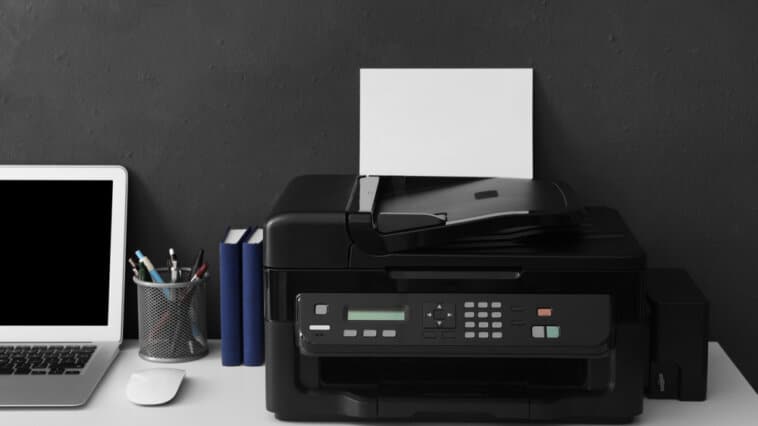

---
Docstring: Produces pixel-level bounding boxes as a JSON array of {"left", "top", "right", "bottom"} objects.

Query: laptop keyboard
[{"left": 0, "top": 345, "right": 96, "bottom": 375}]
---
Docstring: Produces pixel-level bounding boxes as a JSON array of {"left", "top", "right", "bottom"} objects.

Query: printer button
[
  {"left": 532, "top": 326, "right": 545, "bottom": 339},
  {"left": 464, "top": 312, "right": 475, "bottom": 318},
  {"left": 464, "top": 332, "right": 475, "bottom": 339},
  {"left": 464, "top": 321, "right": 475, "bottom": 328},
  {"left": 492, "top": 322, "right": 502, "bottom": 328},
  {"left": 491, "top": 312, "right": 502, "bottom": 319},
  {"left": 492, "top": 332, "right": 503, "bottom": 339},
  {"left": 314, "top": 304, "right": 328, "bottom": 315},
  {"left": 478, "top": 332, "right": 489, "bottom": 339},
  {"left": 363, "top": 329, "right": 377, "bottom": 337},
  {"left": 478, "top": 322, "right": 489, "bottom": 328},
  {"left": 464, "top": 301, "right": 475, "bottom": 308},
  {"left": 477, "top": 302, "right": 488, "bottom": 309},
  {"left": 382, "top": 329, "right": 396, "bottom": 338},
  {"left": 537, "top": 307, "right": 553, "bottom": 317},
  {"left": 343, "top": 329, "right": 357, "bottom": 337},
  {"left": 546, "top": 326, "right": 560, "bottom": 339},
  {"left": 477, "top": 312, "right": 488, "bottom": 318},
  {"left": 491, "top": 301, "right": 502, "bottom": 309},
  {"left": 309, "top": 324, "right": 331, "bottom": 331},
  {"left": 423, "top": 302, "right": 438, "bottom": 314}
]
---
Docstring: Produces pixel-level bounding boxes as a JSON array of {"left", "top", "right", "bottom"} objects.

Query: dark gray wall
[{"left": 2, "top": 1, "right": 758, "bottom": 389}]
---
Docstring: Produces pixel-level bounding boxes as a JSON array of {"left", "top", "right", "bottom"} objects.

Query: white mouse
[{"left": 126, "top": 368, "right": 186, "bottom": 406}]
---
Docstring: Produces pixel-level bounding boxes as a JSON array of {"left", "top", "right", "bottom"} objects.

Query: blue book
[
  {"left": 219, "top": 227, "right": 251, "bottom": 366},
  {"left": 241, "top": 228, "right": 265, "bottom": 366}
]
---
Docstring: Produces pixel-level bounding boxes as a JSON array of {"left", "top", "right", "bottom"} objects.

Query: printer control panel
[{"left": 296, "top": 293, "right": 612, "bottom": 357}]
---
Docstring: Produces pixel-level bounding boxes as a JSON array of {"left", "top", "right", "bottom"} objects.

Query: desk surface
[{"left": 0, "top": 341, "right": 755, "bottom": 425}]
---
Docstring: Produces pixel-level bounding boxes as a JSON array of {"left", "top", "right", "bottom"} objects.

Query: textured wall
[{"left": 2, "top": 1, "right": 758, "bottom": 389}]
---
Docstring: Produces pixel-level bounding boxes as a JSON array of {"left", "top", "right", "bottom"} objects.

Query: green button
[{"left": 546, "top": 326, "right": 560, "bottom": 339}]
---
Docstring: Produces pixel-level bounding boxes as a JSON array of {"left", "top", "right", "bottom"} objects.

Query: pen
[
  {"left": 190, "top": 263, "right": 208, "bottom": 282},
  {"left": 135, "top": 250, "right": 170, "bottom": 299},
  {"left": 190, "top": 249, "right": 204, "bottom": 278},
  {"left": 169, "top": 248, "right": 178, "bottom": 283},
  {"left": 188, "top": 264, "right": 207, "bottom": 343},
  {"left": 135, "top": 250, "right": 164, "bottom": 283},
  {"left": 138, "top": 262, "right": 149, "bottom": 281},
  {"left": 127, "top": 257, "right": 139, "bottom": 277}
]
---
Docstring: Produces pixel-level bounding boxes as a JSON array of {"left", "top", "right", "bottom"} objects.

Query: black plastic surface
[
  {"left": 265, "top": 265, "right": 648, "bottom": 421},
  {"left": 265, "top": 320, "right": 647, "bottom": 422},
  {"left": 349, "top": 206, "right": 645, "bottom": 270},
  {"left": 645, "top": 269, "right": 709, "bottom": 401},
  {"left": 264, "top": 175, "right": 650, "bottom": 422},
  {"left": 264, "top": 175, "right": 644, "bottom": 270},
  {"left": 374, "top": 177, "right": 580, "bottom": 233},
  {"left": 264, "top": 175, "right": 355, "bottom": 268},
  {"left": 348, "top": 176, "right": 586, "bottom": 253}
]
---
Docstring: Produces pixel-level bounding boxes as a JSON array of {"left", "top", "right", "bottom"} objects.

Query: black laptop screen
[{"left": 0, "top": 181, "right": 112, "bottom": 326}]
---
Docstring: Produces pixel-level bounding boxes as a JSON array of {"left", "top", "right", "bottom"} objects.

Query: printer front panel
[
  {"left": 295, "top": 292, "right": 612, "bottom": 357},
  {"left": 265, "top": 267, "right": 646, "bottom": 422}
]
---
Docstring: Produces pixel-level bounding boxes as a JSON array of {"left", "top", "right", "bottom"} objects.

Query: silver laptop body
[
  {"left": 0, "top": 166, "right": 128, "bottom": 407},
  {"left": 0, "top": 342, "right": 120, "bottom": 406}
]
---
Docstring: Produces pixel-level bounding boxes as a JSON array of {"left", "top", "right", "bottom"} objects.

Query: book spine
[
  {"left": 242, "top": 241, "right": 264, "bottom": 366},
  {"left": 219, "top": 241, "right": 243, "bottom": 366}
]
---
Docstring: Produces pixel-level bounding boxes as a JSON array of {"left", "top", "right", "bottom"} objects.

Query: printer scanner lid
[{"left": 347, "top": 176, "right": 584, "bottom": 253}]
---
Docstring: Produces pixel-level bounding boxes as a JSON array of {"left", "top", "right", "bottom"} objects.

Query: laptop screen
[{"left": 0, "top": 180, "right": 113, "bottom": 326}]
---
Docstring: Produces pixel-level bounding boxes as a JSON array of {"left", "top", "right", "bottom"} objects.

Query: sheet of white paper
[{"left": 360, "top": 68, "right": 532, "bottom": 178}]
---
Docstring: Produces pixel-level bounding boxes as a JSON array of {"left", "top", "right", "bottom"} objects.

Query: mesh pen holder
[{"left": 134, "top": 268, "right": 208, "bottom": 362}]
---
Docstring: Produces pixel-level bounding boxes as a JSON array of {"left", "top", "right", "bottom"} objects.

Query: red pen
[{"left": 190, "top": 263, "right": 208, "bottom": 282}]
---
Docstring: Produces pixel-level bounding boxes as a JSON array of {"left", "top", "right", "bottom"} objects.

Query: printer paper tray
[
  {"left": 308, "top": 357, "right": 615, "bottom": 420},
  {"left": 317, "top": 355, "right": 612, "bottom": 392}
]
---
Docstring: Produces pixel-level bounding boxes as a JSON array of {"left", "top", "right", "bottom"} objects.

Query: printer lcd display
[{"left": 346, "top": 308, "right": 406, "bottom": 321}]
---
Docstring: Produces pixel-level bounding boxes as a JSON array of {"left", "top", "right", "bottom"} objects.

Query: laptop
[{"left": 0, "top": 165, "right": 127, "bottom": 407}]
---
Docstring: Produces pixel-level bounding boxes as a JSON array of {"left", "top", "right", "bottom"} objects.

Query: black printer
[{"left": 264, "top": 175, "right": 708, "bottom": 423}]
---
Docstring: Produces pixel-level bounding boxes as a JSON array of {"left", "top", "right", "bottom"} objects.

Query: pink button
[{"left": 537, "top": 307, "right": 552, "bottom": 317}]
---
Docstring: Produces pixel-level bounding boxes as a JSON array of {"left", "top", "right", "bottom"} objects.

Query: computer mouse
[{"left": 126, "top": 368, "right": 186, "bottom": 406}]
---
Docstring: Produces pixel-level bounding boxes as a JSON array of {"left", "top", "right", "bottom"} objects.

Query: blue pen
[{"left": 135, "top": 250, "right": 170, "bottom": 298}]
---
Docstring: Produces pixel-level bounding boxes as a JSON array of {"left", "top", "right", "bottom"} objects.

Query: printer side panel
[
  {"left": 265, "top": 174, "right": 356, "bottom": 269},
  {"left": 645, "top": 269, "right": 709, "bottom": 401}
]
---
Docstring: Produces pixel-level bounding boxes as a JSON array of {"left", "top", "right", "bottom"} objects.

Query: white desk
[{"left": 0, "top": 341, "right": 755, "bottom": 425}]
